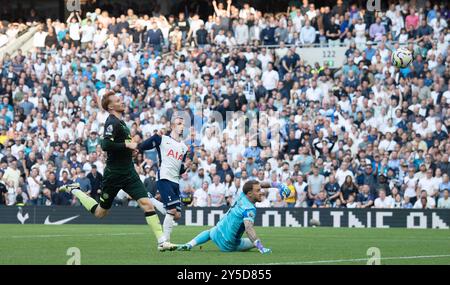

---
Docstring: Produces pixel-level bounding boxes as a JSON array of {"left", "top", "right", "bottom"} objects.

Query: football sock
[
  {"left": 72, "top": 189, "right": 98, "bottom": 214},
  {"left": 189, "top": 230, "right": 211, "bottom": 248},
  {"left": 145, "top": 211, "right": 165, "bottom": 244},
  {"left": 163, "top": 213, "right": 175, "bottom": 242},
  {"left": 236, "top": 238, "right": 254, "bottom": 251},
  {"left": 150, "top": 197, "right": 166, "bottom": 215}
]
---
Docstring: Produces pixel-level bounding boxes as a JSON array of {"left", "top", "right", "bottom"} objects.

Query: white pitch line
[
  {"left": 9, "top": 232, "right": 148, "bottom": 239},
  {"left": 255, "top": 254, "right": 450, "bottom": 265}
]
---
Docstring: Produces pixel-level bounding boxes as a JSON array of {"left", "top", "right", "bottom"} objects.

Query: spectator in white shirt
[
  {"left": 239, "top": 3, "right": 256, "bottom": 21},
  {"left": 234, "top": 18, "right": 249, "bottom": 45},
  {"left": 261, "top": 62, "right": 279, "bottom": 92},
  {"left": 403, "top": 168, "right": 418, "bottom": 203},
  {"left": 208, "top": 175, "right": 226, "bottom": 207},
  {"left": 33, "top": 24, "right": 47, "bottom": 50},
  {"left": 255, "top": 190, "right": 271, "bottom": 207},
  {"left": 257, "top": 48, "right": 273, "bottom": 72},
  {"left": 378, "top": 132, "right": 397, "bottom": 152},
  {"left": 305, "top": 79, "right": 323, "bottom": 102},
  {"left": 417, "top": 168, "right": 439, "bottom": 198},
  {"left": 306, "top": 4, "right": 317, "bottom": 21},
  {"left": 3, "top": 161, "right": 21, "bottom": 189},
  {"left": 225, "top": 177, "right": 242, "bottom": 205},
  {"left": 413, "top": 190, "right": 436, "bottom": 209},
  {"left": 193, "top": 181, "right": 209, "bottom": 207},
  {"left": 27, "top": 168, "right": 42, "bottom": 205},
  {"left": 429, "top": 13, "right": 447, "bottom": 38},
  {"left": 335, "top": 162, "right": 354, "bottom": 186},
  {"left": 374, "top": 189, "right": 394, "bottom": 208},
  {"left": 67, "top": 11, "right": 82, "bottom": 47},
  {"left": 300, "top": 20, "right": 316, "bottom": 45},
  {"left": 81, "top": 19, "right": 96, "bottom": 49}
]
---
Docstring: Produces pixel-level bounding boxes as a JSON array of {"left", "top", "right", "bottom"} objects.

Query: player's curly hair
[{"left": 101, "top": 91, "right": 116, "bottom": 111}]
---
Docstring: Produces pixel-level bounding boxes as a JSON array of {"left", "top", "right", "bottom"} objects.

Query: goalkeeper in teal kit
[{"left": 176, "top": 180, "right": 290, "bottom": 254}]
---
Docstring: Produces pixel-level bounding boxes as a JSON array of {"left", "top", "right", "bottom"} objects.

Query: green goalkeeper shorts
[{"left": 100, "top": 166, "right": 149, "bottom": 209}]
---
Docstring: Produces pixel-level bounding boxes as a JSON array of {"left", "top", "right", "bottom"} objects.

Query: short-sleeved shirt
[
  {"left": 307, "top": 174, "right": 325, "bottom": 195},
  {"left": 357, "top": 193, "right": 374, "bottom": 206},
  {"left": 438, "top": 198, "right": 450, "bottom": 209},
  {"left": 215, "top": 192, "right": 256, "bottom": 246},
  {"left": 208, "top": 183, "right": 226, "bottom": 207},
  {"left": 193, "top": 188, "right": 208, "bottom": 207},
  {"left": 325, "top": 182, "right": 340, "bottom": 199}
]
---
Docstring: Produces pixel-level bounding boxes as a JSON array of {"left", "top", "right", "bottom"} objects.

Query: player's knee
[
  {"left": 138, "top": 198, "right": 154, "bottom": 212},
  {"left": 168, "top": 209, "right": 180, "bottom": 220},
  {"left": 94, "top": 210, "right": 108, "bottom": 219}
]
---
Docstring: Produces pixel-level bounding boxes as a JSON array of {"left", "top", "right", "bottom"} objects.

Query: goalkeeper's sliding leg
[
  {"left": 177, "top": 228, "right": 255, "bottom": 252},
  {"left": 177, "top": 229, "right": 212, "bottom": 251}
]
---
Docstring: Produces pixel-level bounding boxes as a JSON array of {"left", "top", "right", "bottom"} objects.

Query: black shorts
[
  {"left": 100, "top": 166, "right": 149, "bottom": 209},
  {"left": 157, "top": 179, "right": 181, "bottom": 212}
]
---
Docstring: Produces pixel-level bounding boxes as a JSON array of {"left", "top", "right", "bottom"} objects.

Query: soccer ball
[
  {"left": 392, "top": 47, "right": 413, "bottom": 68},
  {"left": 309, "top": 218, "right": 321, "bottom": 227}
]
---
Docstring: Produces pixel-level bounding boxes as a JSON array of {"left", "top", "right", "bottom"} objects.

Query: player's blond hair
[{"left": 101, "top": 91, "right": 116, "bottom": 111}]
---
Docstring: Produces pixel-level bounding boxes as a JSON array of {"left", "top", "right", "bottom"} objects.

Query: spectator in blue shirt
[
  {"left": 260, "top": 25, "right": 276, "bottom": 45},
  {"left": 145, "top": 22, "right": 164, "bottom": 51},
  {"left": 364, "top": 42, "right": 376, "bottom": 61},
  {"left": 243, "top": 142, "right": 262, "bottom": 163},
  {"left": 356, "top": 184, "right": 374, "bottom": 208},
  {"left": 439, "top": 174, "right": 450, "bottom": 198}
]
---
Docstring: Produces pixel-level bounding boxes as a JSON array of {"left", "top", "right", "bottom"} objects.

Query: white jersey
[{"left": 141, "top": 134, "right": 188, "bottom": 184}]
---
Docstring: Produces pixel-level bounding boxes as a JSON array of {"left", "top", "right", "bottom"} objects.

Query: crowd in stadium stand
[{"left": 0, "top": 0, "right": 450, "bottom": 210}]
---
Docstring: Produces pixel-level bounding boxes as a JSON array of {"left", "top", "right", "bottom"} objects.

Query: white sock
[
  {"left": 163, "top": 213, "right": 175, "bottom": 242},
  {"left": 188, "top": 239, "right": 197, "bottom": 247},
  {"left": 158, "top": 236, "right": 166, "bottom": 244},
  {"left": 150, "top": 197, "right": 166, "bottom": 215}
]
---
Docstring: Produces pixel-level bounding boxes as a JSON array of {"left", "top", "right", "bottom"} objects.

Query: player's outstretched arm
[
  {"left": 244, "top": 220, "right": 271, "bottom": 254},
  {"left": 138, "top": 134, "right": 162, "bottom": 152}
]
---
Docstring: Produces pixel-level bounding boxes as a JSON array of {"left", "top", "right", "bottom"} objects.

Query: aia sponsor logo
[{"left": 167, "top": 149, "right": 184, "bottom": 160}]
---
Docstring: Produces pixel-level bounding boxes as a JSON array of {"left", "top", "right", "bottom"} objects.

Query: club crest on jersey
[
  {"left": 105, "top": 124, "right": 113, "bottom": 136},
  {"left": 167, "top": 149, "right": 184, "bottom": 160}
]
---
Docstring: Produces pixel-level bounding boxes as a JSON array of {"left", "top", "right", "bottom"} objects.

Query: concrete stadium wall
[
  {"left": 1, "top": 206, "right": 449, "bottom": 229},
  {"left": 0, "top": 26, "right": 38, "bottom": 59},
  {"left": 294, "top": 46, "right": 348, "bottom": 68}
]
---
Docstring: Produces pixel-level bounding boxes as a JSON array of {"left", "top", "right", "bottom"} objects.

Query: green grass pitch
[{"left": 1, "top": 224, "right": 449, "bottom": 265}]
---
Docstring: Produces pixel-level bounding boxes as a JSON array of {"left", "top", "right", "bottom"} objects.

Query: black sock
[
  {"left": 145, "top": 211, "right": 156, "bottom": 217},
  {"left": 90, "top": 204, "right": 98, "bottom": 214}
]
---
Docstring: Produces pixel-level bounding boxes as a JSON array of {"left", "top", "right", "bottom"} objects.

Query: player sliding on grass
[
  {"left": 136, "top": 115, "right": 190, "bottom": 244},
  {"left": 60, "top": 91, "right": 176, "bottom": 252},
  {"left": 175, "top": 180, "right": 290, "bottom": 253}
]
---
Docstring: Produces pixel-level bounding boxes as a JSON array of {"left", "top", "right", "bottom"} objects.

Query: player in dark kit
[{"left": 60, "top": 91, "right": 176, "bottom": 251}]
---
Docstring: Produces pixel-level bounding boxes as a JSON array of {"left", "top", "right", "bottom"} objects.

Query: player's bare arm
[
  {"left": 243, "top": 219, "right": 259, "bottom": 242},
  {"left": 244, "top": 219, "right": 271, "bottom": 254}
]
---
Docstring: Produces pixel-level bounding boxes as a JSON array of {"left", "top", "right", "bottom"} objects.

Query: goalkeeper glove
[
  {"left": 254, "top": 239, "right": 272, "bottom": 254},
  {"left": 272, "top": 182, "right": 291, "bottom": 200}
]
